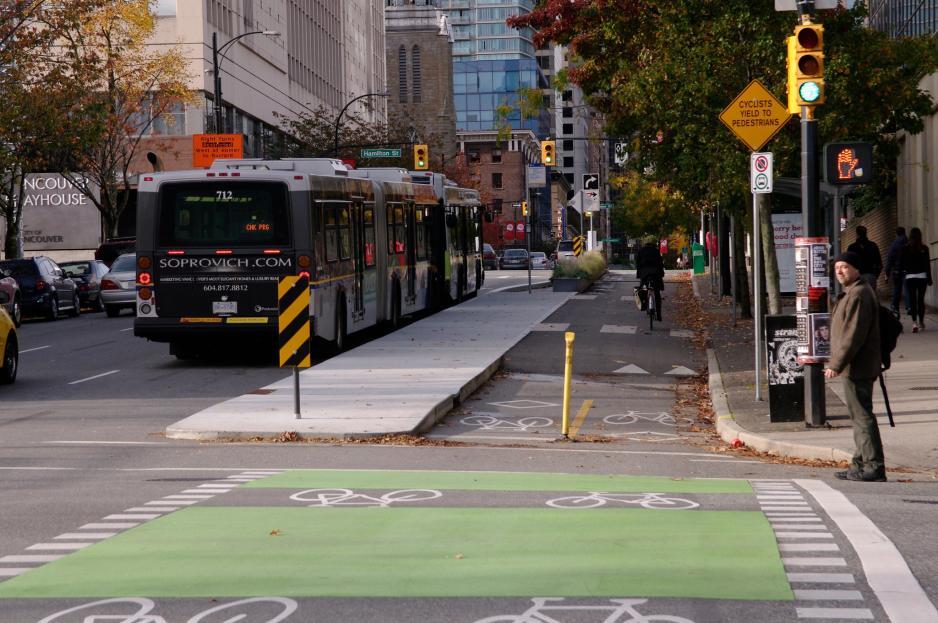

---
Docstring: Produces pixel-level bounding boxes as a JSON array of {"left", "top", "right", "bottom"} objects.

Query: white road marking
[
  {"left": 795, "top": 607, "right": 873, "bottom": 619},
  {"left": 779, "top": 543, "right": 840, "bottom": 552},
  {"left": 119, "top": 327, "right": 133, "bottom": 332},
  {"left": 103, "top": 513, "right": 161, "bottom": 520},
  {"left": 762, "top": 506, "right": 812, "bottom": 511},
  {"left": 572, "top": 295, "right": 597, "bottom": 300},
  {"left": 770, "top": 518, "right": 824, "bottom": 523},
  {"left": 26, "top": 542, "right": 91, "bottom": 551},
  {"left": 798, "top": 478, "right": 938, "bottom": 623},
  {"left": 670, "top": 329, "right": 695, "bottom": 338},
  {"left": 68, "top": 370, "right": 120, "bottom": 385},
  {"left": 182, "top": 488, "right": 229, "bottom": 494},
  {"left": 0, "top": 554, "right": 65, "bottom": 563},
  {"left": 55, "top": 533, "right": 116, "bottom": 540},
  {"left": 19, "top": 345, "right": 51, "bottom": 354},
  {"left": 149, "top": 499, "right": 198, "bottom": 505},
  {"left": 80, "top": 522, "right": 138, "bottom": 530},
  {"left": 196, "top": 483, "right": 236, "bottom": 489},
  {"left": 783, "top": 557, "right": 848, "bottom": 567},
  {"left": 664, "top": 366, "right": 697, "bottom": 376},
  {"left": 0, "top": 568, "right": 31, "bottom": 577},
  {"left": 125, "top": 507, "right": 178, "bottom": 513},
  {"left": 600, "top": 324, "right": 637, "bottom": 334},
  {"left": 771, "top": 524, "right": 829, "bottom": 530},
  {"left": 164, "top": 494, "right": 214, "bottom": 500},
  {"left": 788, "top": 573, "right": 855, "bottom": 583},
  {"left": 776, "top": 532, "right": 834, "bottom": 539},
  {"left": 612, "top": 364, "right": 649, "bottom": 374},
  {"left": 794, "top": 589, "right": 864, "bottom": 600},
  {"left": 758, "top": 494, "right": 806, "bottom": 499}
]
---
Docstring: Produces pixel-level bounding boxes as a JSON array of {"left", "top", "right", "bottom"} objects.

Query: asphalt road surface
[{"left": 1, "top": 270, "right": 936, "bottom": 623}]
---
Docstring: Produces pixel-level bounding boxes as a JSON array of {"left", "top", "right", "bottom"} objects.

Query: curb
[{"left": 707, "top": 348, "right": 852, "bottom": 463}]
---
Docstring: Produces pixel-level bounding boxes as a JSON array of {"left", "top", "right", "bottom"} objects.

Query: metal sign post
[
  {"left": 278, "top": 275, "right": 311, "bottom": 419},
  {"left": 751, "top": 152, "right": 774, "bottom": 401}
]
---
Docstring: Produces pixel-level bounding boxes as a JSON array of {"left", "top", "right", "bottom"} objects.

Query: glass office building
[
  {"left": 439, "top": 0, "right": 548, "bottom": 136},
  {"left": 868, "top": 0, "right": 938, "bottom": 37}
]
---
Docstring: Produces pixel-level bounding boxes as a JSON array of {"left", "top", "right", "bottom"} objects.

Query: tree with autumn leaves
[
  {"left": 510, "top": 1, "right": 938, "bottom": 317},
  {"left": 1, "top": 0, "right": 192, "bottom": 255}
]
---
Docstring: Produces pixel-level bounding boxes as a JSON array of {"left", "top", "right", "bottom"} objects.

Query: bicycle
[
  {"left": 474, "top": 597, "right": 695, "bottom": 622},
  {"left": 634, "top": 280, "right": 661, "bottom": 331},
  {"left": 546, "top": 491, "right": 699, "bottom": 510}
]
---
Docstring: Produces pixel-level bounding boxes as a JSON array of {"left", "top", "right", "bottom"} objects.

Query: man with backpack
[{"left": 824, "top": 251, "right": 887, "bottom": 482}]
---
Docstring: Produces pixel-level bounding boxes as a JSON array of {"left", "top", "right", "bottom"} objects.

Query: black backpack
[{"left": 879, "top": 305, "right": 903, "bottom": 371}]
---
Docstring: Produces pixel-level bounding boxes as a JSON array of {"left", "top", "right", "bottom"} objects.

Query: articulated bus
[{"left": 133, "top": 158, "right": 484, "bottom": 358}]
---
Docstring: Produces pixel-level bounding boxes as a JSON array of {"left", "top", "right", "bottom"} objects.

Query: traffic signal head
[
  {"left": 414, "top": 144, "right": 429, "bottom": 170},
  {"left": 541, "top": 140, "right": 555, "bottom": 166},
  {"left": 522, "top": 201, "right": 528, "bottom": 216},
  {"left": 793, "top": 24, "right": 824, "bottom": 107}
]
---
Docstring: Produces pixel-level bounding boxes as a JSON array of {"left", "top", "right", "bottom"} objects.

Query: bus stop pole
[{"left": 294, "top": 367, "right": 301, "bottom": 418}]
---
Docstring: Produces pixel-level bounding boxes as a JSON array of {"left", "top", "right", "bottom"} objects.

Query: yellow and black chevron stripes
[
  {"left": 573, "top": 236, "right": 584, "bottom": 257},
  {"left": 278, "top": 276, "right": 311, "bottom": 368}
]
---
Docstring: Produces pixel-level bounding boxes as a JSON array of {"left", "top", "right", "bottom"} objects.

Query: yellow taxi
[{"left": 0, "top": 291, "right": 18, "bottom": 384}]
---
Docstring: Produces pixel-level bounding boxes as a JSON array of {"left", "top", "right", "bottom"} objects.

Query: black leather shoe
[{"left": 855, "top": 470, "right": 887, "bottom": 482}]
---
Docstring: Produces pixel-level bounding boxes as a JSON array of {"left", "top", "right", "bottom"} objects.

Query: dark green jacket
[{"left": 828, "top": 279, "right": 881, "bottom": 379}]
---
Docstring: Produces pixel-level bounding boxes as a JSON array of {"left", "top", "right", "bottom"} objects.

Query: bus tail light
[
  {"left": 138, "top": 272, "right": 152, "bottom": 285},
  {"left": 101, "top": 278, "right": 119, "bottom": 291},
  {"left": 215, "top": 249, "right": 233, "bottom": 255},
  {"left": 138, "top": 287, "right": 152, "bottom": 300},
  {"left": 137, "top": 256, "right": 152, "bottom": 270},
  {"left": 167, "top": 250, "right": 185, "bottom": 255},
  {"left": 263, "top": 249, "right": 281, "bottom": 254},
  {"left": 299, "top": 271, "right": 311, "bottom": 279},
  {"left": 297, "top": 254, "right": 311, "bottom": 269}
]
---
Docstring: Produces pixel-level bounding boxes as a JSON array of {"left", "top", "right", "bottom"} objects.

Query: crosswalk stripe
[
  {"left": 788, "top": 573, "right": 855, "bottom": 583},
  {"left": 0, "top": 568, "right": 31, "bottom": 577},
  {"left": 26, "top": 543, "right": 91, "bottom": 551},
  {"left": 780, "top": 543, "right": 840, "bottom": 552},
  {"left": 795, "top": 607, "right": 873, "bottom": 619},
  {"left": 783, "top": 557, "right": 848, "bottom": 567},
  {"left": 794, "top": 589, "right": 864, "bottom": 600}
]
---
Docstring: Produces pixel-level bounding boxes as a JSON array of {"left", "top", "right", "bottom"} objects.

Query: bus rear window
[{"left": 158, "top": 182, "right": 290, "bottom": 247}]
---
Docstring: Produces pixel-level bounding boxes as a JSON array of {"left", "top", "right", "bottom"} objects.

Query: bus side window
[
  {"left": 415, "top": 208, "right": 427, "bottom": 261},
  {"left": 339, "top": 205, "right": 351, "bottom": 260},
  {"left": 364, "top": 206, "right": 376, "bottom": 267},
  {"left": 387, "top": 203, "right": 396, "bottom": 256},
  {"left": 325, "top": 204, "right": 338, "bottom": 262},
  {"left": 394, "top": 205, "right": 405, "bottom": 254}
]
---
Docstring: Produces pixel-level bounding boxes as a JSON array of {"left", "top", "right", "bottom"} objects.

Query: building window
[
  {"left": 412, "top": 45, "right": 422, "bottom": 103},
  {"left": 562, "top": 139, "right": 573, "bottom": 151},
  {"left": 562, "top": 90, "right": 573, "bottom": 102},
  {"left": 398, "top": 46, "right": 408, "bottom": 103},
  {"left": 492, "top": 172, "right": 503, "bottom": 189},
  {"left": 562, "top": 107, "right": 573, "bottom": 118},
  {"left": 243, "top": 0, "right": 252, "bottom": 28},
  {"left": 563, "top": 156, "right": 574, "bottom": 168},
  {"left": 156, "top": 0, "right": 177, "bottom": 16},
  {"left": 468, "top": 151, "right": 480, "bottom": 164},
  {"left": 562, "top": 123, "right": 573, "bottom": 135},
  {"left": 491, "top": 149, "right": 502, "bottom": 163}
]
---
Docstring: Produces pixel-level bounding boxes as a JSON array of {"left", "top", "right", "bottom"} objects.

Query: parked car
[
  {"left": 0, "top": 257, "right": 79, "bottom": 321},
  {"left": 0, "top": 295, "right": 16, "bottom": 384},
  {"left": 95, "top": 237, "right": 135, "bottom": 268},
  {"left": 530, "top": 251, "right": 550, "bottom": 270},
  {"left": 59, "top": 260, "right": 110, "bottom": 312},
  {"left": 554, "top": 239, "right": 576, "bottom": 262},
  {"left": 100, "top": 253, "right": 137, "bottom": 317},
  {"left": 482, "top": 243, "right": 499, "bottom": 270},
  {"left": 0, "top": 270, "right": 21, "bottom": 327},
  {"left": 500, "top": 248, "right": 530, "bottom": 270}
]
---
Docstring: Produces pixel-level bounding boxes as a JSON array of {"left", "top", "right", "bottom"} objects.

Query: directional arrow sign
[{"left": 583, "top": 173, "right": 599, "bottom": 190}]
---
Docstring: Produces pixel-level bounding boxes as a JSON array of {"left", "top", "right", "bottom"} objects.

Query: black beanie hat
[{"left": 834, "top": 251, "right": 862, "bottom": 271}]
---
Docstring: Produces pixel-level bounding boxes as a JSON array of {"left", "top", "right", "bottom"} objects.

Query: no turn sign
[{"left": 751, "top": 152, "right": 773, "bottom": 194}]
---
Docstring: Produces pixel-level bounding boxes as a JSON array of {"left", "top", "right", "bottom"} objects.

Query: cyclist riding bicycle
[{"left": 635, "top": 236, "right": 664, "bottom": 322}]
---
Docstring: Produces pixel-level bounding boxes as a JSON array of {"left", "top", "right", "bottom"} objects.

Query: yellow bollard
[{"left": 561, "top": 331, "right": 575, "bottom": 438}]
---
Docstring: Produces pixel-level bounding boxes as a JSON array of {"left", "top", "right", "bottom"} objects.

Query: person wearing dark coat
[
  {"left": 900, "top": 226, "right": 933, "bottom": 333},
  {"left": 635, "top": 238, "right": 664, "bottom": 321},
  {"left": 883, "top": 227, "right": 909, "bottom": 317},
  {"left": 847, "top": 225, "right": 883, "bottom": 287},
  {"left": 825, "top": 251, "right": 885, "bottom": 482}
]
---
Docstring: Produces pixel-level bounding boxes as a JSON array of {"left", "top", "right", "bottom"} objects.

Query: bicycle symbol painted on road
[
  {"left": 546, "top": 492, "right": 699, "bottom": 510},
  {"left": 474, "top": 597, "right": 695, "bottom": 622},
  {"left": 460, "top": 415, "right": 554, "bottom": 431},
  {"left": 289, "top": 488, "right": 442, "bottom": 507},
  {"left": 36, "top": 597, "right": 298, "bottom": 623},
  {"left": 603, "top": 412, "right": 691, "bottom": 427}
]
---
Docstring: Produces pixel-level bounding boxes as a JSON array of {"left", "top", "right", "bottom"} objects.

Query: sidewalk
[
  {"left": 166, "top": 285, "right": 569, "bottom": 440},
  {"left": 695, "top": 272, "right": 938, "bottom": 475}
]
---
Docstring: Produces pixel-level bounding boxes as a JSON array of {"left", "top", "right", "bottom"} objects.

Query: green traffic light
[{"left": 799, "top": 81, "right": 821, "bottom": 103}]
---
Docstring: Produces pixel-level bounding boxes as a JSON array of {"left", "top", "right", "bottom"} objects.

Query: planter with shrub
[{"left": 552, "top": 251, "right": 607, "bottom": 292}]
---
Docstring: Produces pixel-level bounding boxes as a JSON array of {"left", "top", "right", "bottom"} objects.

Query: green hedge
[{"left": 552, "top": 250, "right": 607, "bottom": 281}]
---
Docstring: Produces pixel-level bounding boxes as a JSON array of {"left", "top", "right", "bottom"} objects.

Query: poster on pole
[
  {"left": 794, "top": 237, "right": 830, "bottom": 364},
  {"left": 772, "top": 212, "right": 802, "bottom": 294}
]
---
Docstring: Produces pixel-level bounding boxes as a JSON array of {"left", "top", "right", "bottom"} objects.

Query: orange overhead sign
[{"left": 192, "top": 134, "right": 243, "bottom": 168}]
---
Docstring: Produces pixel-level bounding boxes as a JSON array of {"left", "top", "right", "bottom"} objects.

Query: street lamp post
[
  {"left": 212, "top": 30, "right": 279, "bottom": 134},
  {"left": 333, "top": 92, "right": 390, "bottom": 158}
]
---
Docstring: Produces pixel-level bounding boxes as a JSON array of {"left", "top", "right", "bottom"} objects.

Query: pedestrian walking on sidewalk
[
  {"left": 884, "top": 226, "right": 909, "bottom": 318},
  {"left": 900, "top": 226, "right": 932, "bottom": 333},
  {"left": 825, "top": 251, "right": 887, "bottom": 482},
  {"left": 847, "top": 226, "right": 883, "bottom": 288}
]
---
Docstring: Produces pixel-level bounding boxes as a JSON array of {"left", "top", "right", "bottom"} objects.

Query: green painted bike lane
[{"left": 0, "top": 470, "right": 793, "bottom": 602}]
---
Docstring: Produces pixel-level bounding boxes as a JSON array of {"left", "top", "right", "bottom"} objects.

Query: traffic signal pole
[{"left": 802, "top": 106, "right": 826, "bottom": 426}]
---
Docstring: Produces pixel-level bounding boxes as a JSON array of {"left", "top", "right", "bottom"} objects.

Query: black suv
[{"left": 0, "top": 257, "right": 80, "bottom": 321}]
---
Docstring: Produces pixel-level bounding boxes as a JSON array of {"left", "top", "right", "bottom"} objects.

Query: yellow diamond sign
[{"left": 719, "top": 80, "right": 791, "bottom": 152}]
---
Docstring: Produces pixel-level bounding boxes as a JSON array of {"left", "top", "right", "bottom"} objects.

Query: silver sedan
[{"left": 100, "top": 253, "right": 137, "bottom": 317}]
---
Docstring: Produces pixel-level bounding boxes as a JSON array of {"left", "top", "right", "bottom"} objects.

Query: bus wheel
[
  {"left": 335, "top": 299, "right": 347, "bottom": 353},
  {"left": 170, "top": 342, "right": 198, "bottom": 360}
]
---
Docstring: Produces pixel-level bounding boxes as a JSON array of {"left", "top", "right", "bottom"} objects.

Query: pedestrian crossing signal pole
[{"left": 795, "top": 1, "right": 827, "bottom": 427}]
